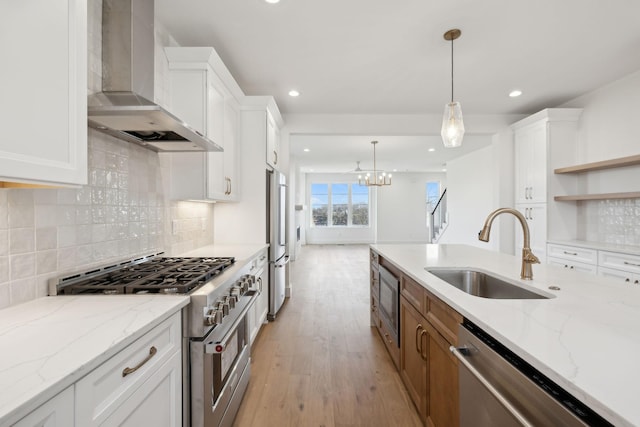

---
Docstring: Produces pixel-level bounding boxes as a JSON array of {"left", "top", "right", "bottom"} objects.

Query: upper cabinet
[
  {"left": 266, "top": 110, "right": 281, "bottom": 170},
  {"left": 164, "top": 47, "right": 242, "bottom": 202},
  {"left": 511, "top": 108, "right": 582, "bottom": 252},
  {"left": 0, "top": 0, "right": 87, "bottom": 187},
  {"left": 514, "top": 120, "right": 547, "bottom": 204}
]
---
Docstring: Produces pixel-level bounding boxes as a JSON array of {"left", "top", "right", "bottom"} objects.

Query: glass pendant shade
[{"left": 441, "top": 101, "right": 464, "bottom": 148}]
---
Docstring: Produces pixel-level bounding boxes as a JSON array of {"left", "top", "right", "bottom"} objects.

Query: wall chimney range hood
[{"left": 88, "top": 0, "right": 222, "bottom": 152}]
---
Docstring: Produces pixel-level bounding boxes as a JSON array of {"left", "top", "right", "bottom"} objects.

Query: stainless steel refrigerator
[{"left": 267, "top": 169, "right": 289, "bottom": 320}]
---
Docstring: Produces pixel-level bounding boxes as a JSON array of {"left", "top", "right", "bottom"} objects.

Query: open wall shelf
[
  {"left": 554, "top": 192, "right": 640, "bottom": 201},
  {"left": 554, "top": 154, "right": 640, "bottom": 174},
  {"left": 554, "top": 153, "right": 640, "bottom": 201}
]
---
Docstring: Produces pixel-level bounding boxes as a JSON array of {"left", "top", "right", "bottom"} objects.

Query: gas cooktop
[{"left": 52, "top": 254, "right": 235, "bottom": 295}]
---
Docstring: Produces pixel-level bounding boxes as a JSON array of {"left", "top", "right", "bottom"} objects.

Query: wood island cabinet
[{"left": 371, "top": 249, "right": 462, "bottom": 427}]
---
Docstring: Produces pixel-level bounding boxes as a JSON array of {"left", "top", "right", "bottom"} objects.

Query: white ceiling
[{"left": 155, "top": 0, "right": 640, "bottom": 172}]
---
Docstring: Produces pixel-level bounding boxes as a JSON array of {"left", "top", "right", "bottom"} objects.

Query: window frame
[{"left": 310, "top": 182, "right": 370, "bottom": 228}]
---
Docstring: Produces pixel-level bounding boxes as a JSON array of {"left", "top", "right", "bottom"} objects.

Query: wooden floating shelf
[
  {"left": 554, "top": 154, "right": 640, "bottom": 174},
  {"left": 554, "top": 192, "right": 640, "bottom": 201}
]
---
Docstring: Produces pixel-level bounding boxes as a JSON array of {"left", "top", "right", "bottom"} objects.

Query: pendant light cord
[{"left": 450, "top": 36, "right": 454, "bottom": 103}]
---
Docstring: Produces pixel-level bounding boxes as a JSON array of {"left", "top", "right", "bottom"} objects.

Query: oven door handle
[
  {"left": 450, "top": 345, "right": 534, "bottom": 427},
  {"left": 205, "top": 293, "right": 259, "bottom": 354}
]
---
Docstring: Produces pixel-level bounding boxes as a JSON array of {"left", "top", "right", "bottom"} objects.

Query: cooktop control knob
[
  {"left": 204, "top": 309, "right": 223, "bottom": 326},
  {"left": 227, "top": 294, "right": 237, "bottom": 308},
  {"left": 221, "top": 301, "right": 230, "bottom": 316}
]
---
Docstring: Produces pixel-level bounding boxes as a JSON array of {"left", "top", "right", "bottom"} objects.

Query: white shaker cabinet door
[
  {"left": 266, "top": 110, "right": 280, "bottom": 170},
  {"left": 515, "top": 204, "right": 547, "bottom": 262},
  {"left": 514, "top": 121, "right": 547, "bottom": 204},
  {"left": 0, "top": 0, "right": 87, "bottom": 186},
  {"left": 12, "top": 386, "right": 74, "bottom": 427}
]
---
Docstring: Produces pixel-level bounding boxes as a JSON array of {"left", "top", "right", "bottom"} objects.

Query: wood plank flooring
[{"left": 233, "top": 244, "right": 422, "bottom": 427}]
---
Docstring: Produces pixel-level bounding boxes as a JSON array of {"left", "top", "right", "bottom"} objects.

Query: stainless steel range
[{"left": 50, "top": 253, "right": 263, "bottom": 427}]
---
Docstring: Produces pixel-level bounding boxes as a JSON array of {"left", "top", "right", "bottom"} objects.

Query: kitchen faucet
[{"left": 478, "top": 207, "right": 540, "bottom": 280}]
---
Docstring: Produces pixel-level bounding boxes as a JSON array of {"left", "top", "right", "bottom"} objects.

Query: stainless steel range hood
[{"left": 88, "top": 0, "right": 222, "bottom": 152}]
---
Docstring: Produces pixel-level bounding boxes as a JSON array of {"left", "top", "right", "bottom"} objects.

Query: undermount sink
[{"left": 426, "top": 268, "right": 550, "bottom": 300}]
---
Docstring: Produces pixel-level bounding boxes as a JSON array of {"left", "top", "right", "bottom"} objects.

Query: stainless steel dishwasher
[{"left": 451, "top": 320, "right": 613, "bottom": 427}]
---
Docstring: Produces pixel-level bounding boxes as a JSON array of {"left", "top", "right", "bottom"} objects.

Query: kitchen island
[{"left": 372, "top": 243, "right": 640, "bottom": 427}]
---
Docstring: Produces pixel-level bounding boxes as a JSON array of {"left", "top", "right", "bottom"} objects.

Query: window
[
  {"left": 426, "top": 181, "right": 441, "bottom": 226},
  {"left": 311, "top": 183, "right": 328, "bottom": 226},
  {"left": 311, "top": 183, "right": 369, "bottom": 227},
  {"left": 426, "top": 181, "right": 441, "bottom": 213}
]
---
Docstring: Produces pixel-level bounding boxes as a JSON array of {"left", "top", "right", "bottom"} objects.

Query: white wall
[
  {"left": 377, "top": 172, "right": 446, "bottom": 243},
  {"left": 438, "top": 146, "right": 498, "bottom": 250}
]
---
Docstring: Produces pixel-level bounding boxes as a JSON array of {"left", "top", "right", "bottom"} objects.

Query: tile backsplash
[
  {"left": 0, "top": 131, "right": 214, "bottom": 308},
  {"left": 0, "top": 1, "right": 213, "bottom": 308},
  {"left": 580, "top": 199, "right": 640, "bottom": 246}
]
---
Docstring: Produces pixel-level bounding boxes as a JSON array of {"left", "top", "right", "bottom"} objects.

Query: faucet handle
[{"left": 523, "top": 248, "right": 540, "bottom": 264}]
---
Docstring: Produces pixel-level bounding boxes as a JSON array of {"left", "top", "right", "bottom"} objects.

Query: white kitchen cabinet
[
  {"left": 248, "top": 249, "right": 269, "bottom": 344},
  {"left": 514, "top": 121, "right": 547, "bottom": 204},
  {"left": 511, "top": 109, "right": 582, "bottom": 252},
  {"left": 546, "top": 243, "right": 596, "bottom": 275},
  {"left": 548, "top": 258, "right": 597, "bottom": 275},
  {"left": 598, "top": 266, "right": 640, "bottom": 286},
  {"left": 266, "top": 110, "right": 281, "bottom": 170},
  {"left": 597, "top": 250, "right": 640, "bottom": 285},
  {"left": 0, "top": 0, "right": 87, "bottom": 187},
  {"left": 164, "top": 47, "right": 240, "bottom": 202},
  {"left": 515, "top": 204, "right": 547, "bottom": 261},
  {"left": 11, "top": 386, "right": 74, "bottom": 427},
  {"left": 75, "top": 313, "right": 182, "bottom": 427},
  {"left": 547, "top": 243, "right": 597, "bottom": 265}
]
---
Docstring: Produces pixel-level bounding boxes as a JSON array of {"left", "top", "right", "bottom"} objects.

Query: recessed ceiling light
[
  {"left": 288, "top": 90, "right": 300, "bottom": 97},
  {"left": 428, "top": 148, "right": 435, "bottom": 152},
  {"left": 265, "top": 0, "right": 280, "bottom": 3},
  {"left": 442, "top": 168, "right": 447, "bottom": 172},
  {"left": 509, "top": 90, "right": 523, "bottom": 98},
  {"left": 303, "top": 148, "right": 310, "bottom": 152},
  {"left": 393, "top": 169, "right": 398, "bottom": 172}
]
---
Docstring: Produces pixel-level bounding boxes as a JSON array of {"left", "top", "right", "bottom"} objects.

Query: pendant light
[
  {"left": 358, "top": 141, "right": 392, "bottom": 187},
  {"left": 441, "top": 28, "right": 464, "bottom": 148}
]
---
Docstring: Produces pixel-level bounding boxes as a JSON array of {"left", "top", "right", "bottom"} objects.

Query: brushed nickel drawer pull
[
  {"left": 420, "top": 329, "right": 428, "bottom": 361},
  {"left": 624, "top": 261, "right": 640, "bottom": 267},
  {"left": 563, "top": 251, "right": 578, "bottom": 256},
  {"left": 415, "top": 324, "right": 423, "bottom": 354},
  {"left": 122, "top": 346, "right": 157, "bottom": 377}
]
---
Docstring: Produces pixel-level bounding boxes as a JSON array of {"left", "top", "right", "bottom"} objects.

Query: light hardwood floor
[{"left": 233, "top": 244, "right": 422, "bottom": 427}]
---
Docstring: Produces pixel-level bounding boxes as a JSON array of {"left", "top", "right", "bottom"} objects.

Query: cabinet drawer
[
  {"left": 546, "top": 244, "right": 597, "bottom": 265},
  {"left": 425, "top": 291, "right": 462, "bottom": 346},
  {"left": 377, "top": 315, "right": 399, "bottom": 369},
  {"left": 598, "top": 250, "right": 640, "bottom": 274},
  {"left": 547, "top": 257, "right": 597, "bottom": 275},
  {"left": 75, "top": 312, "right": 181, "bottom": 425},
  {"left": 401, "top": 275, "right": 425, "bottom": 314},
  {"left": 598, "top": 266, "right": 640, "bottom": 285}
]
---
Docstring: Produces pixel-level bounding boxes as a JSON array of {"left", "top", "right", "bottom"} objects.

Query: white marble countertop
[
  {"left": 547, "top": 239, "right": 640, "bottom": 256},
  {"left": 0, "top": 243, "right": 267, "bottom": 425},
  {"left": 0, "top": 295, "right": 189, "bottom": 425},
  {"left": 371, "top": 243, "right": 640, "bottom": 427}
]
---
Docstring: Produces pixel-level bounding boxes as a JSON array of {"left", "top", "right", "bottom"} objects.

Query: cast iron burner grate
[{"left": 58, "top": 256, "right": 235, "bottom": 295}]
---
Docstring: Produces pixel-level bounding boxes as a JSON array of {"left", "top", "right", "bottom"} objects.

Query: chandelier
[
  {"left": 358, "top": 141, "right": 392, "bottom": 187},
  {"left": 441, "top": 28, "right": 465, "bottom": 148}
]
